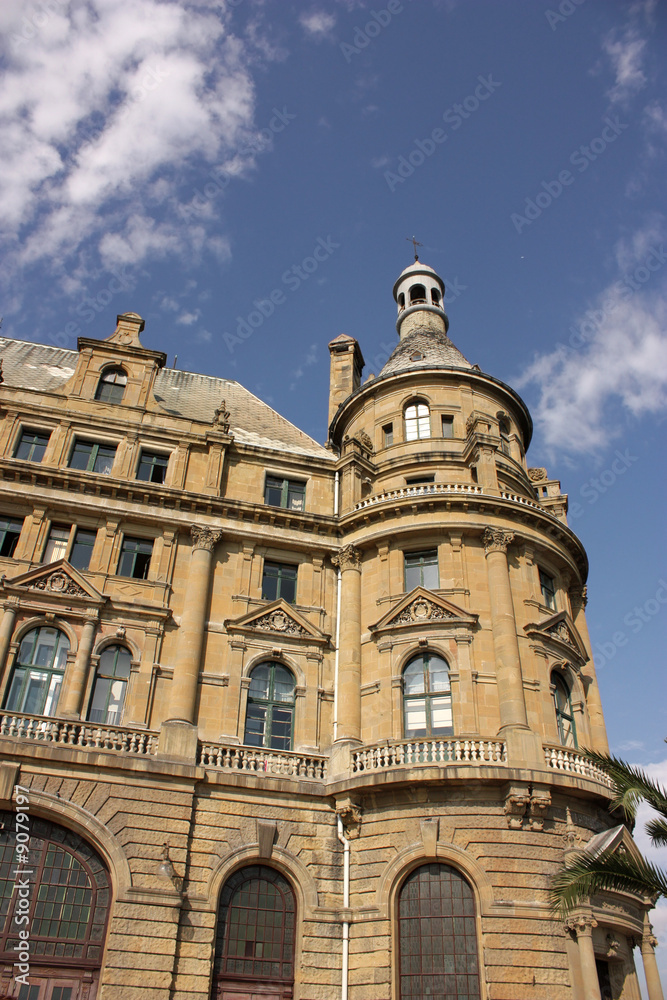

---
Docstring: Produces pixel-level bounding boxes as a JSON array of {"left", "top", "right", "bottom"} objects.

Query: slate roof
[
  {"left": 0, "top": 337, "right": 332, "bottom": 462},
  {"left": 379, "top": 326, "right": 473, "bottom": 378}
]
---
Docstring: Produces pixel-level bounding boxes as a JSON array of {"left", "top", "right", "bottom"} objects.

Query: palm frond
[
  {"left": 549, "top": 847, "right": 667, "bottom": 916},
  {"left": 645, "top": 816, "right": 667, "bottom": 847},
  {"left": 581, "top": 751, "right": 667, "bottom": 822}
]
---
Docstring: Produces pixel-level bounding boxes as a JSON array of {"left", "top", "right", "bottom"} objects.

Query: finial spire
[{"left": 406, "top": 235, "right": 423, "bottom": 261}]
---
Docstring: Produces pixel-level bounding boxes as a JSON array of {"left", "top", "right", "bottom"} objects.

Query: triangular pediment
[
  {"left": 0, "top": 560, "right": 105, "bottom": 604},
  {"left": 370, "top": 587, "right": 478, "bottom": 633},
  {"left": 524, "top": 611, "right": 588, "bottom": 664},
  {"left": 225, "top": 600, "right": 330, "bottom": 645}
]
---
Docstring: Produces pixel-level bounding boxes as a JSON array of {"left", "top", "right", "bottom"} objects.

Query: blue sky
[{"left": 1, "top": 0, "right": 666, "bottom": 978}]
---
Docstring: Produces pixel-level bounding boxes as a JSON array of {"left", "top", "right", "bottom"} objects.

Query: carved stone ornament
[
  {"left": 336, "top": 796, "right": 363, "bottom": 839},
  {"left": 0, "top": 360, "right": 4, "bottom": 384},
  {"left": 528, "top": 467, "right": 548, "bottom": 482},
  {"left": 190, "top": 526, "right": 222, "bottom": 552},
  {"left": 605, "top": 932, "right": 621, "bottom": 957},
  {"left": 389, "top": 597, "right": 455, "bottom": 626},
  {"left": 253, "top": 610, "right": 307, "bottom": 636},
  {"left": 565, "top": 915, "right": 597, "bottom": 935},
  {"left": 547, "top": 621, "right": 576, "bottom": 648},
  {"left": 332, "top": 545, "right": 362, "bottom": 572},
  {"left": 571, "top": 585, "right": 588, "bottom": 609},
  {"left": 357, "top": 430, "right": 374, "bottom": 454},
  {"left": 564, "top": 807, "right": 583, "bottom": 853},
  {"left": 32, "top": 571, "right": 87, "bottom": 597},
  {"left": 483, "top": 527, "right": 514, "bottom": 555},
  {"left": 527, "top": 789, "right": 551, "bottom": 831},
  {"left": 504, "top": 787, "right": 529, "bottom": 829},
  {"left": 213, "top": 399, "right": 231, "bottom": 432}
]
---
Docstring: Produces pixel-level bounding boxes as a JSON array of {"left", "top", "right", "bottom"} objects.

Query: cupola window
[
  {"left": 95, "top": 367, "right": 127, "bottom": 404},
  {"left": 398, "top": 293, "right": 405, "bottom": 310},
  {"left": 431, "top": 287, "right": 441, "bottom": 305},
  {"left": 409, "top": 284, "right": 427, "bottom": 305},
  {"left": 404, "top": 402, "right": 430, "bottom": 441}
]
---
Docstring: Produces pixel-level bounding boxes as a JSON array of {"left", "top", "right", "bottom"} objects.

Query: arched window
[
  {"left": 398, "top": 292, "right": 405, "bottom": 310},
  {"left": 409, "top": 283, "right": 426, "bottom": 304},
  {"left": 0, "top": 812, "right": 110, "bottom": 994},
  {"left": 552, "top": 672, "right": 577, "bottom": 747},
  {"left": 431, "top": 287, "right": 441, "bottom": 305},
  {"left": 3, "top": 626, "right": 69, "bottom": 716},
  {"left": 398, "top": 864, "right": 481, "bottom": 1000},
  {"left": 88, "top": 645, "right": 131, "bottom": 725},
  {"left": 403, "top": 654, "right": 453, "bottom": 739},
  {"left": 404, "top": 401, "right": 430, "bottom": 441},
  {"left": 212, "top": 865, "right": 295, "bottom": 1000},
  {"left": 244, "top": 663, "right": 295, "bottom": 751},
  {"left": 95, "top": 367, "right": 127, "bottom": 404}
]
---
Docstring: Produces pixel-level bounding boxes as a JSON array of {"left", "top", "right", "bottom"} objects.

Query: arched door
[{"left": 212, "top": 865, "right": 295, "bottom": 1000}]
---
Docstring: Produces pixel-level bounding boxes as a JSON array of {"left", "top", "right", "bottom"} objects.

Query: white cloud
[
  {"left": 299, "top": 10, "right": 336, "bottom": 41},
  {"left": 176, "top": 309, "right": 201, "bottom": 326},
  {"left": 603, "top": 28, "right": 648, "bottom": 104},
  {"left": 516, "top": 229, "right": 667, "bottom": 456},
  {"left": 289, "top": 343, "right": 318, "bottom": 390},
  {"left": 0, "top": 0, "right": 262, "bottom": 298}
]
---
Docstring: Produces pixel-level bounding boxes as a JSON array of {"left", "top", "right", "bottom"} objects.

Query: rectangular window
[
  {"left": 137, "top": 450, "right": 169, "bottom": 484},
  {"left": 539, "top": 569, "right": 556, "bottom": 609},
  {"left": 404, "top": 550, "right": 439, "bottom": 591},
  {"left": 69, "top": 440, "right": 117, "bottom": 475},
  {"left": 383, "top": 423, "right": 394, "bottom": 447},
  {"left": 117, "top": 537, "right": 153, "bottom": 579},
  {"left": 69, "top": 529, "right": 97, "bottom": 571},
  {"left": 441, "top": 415, "right": 454, "bottom": 438},
  {"left": 262, "top": 561, "right": 298, "bottom": 604},
  {"left": 15, "top": 429, "right": 50, "bottom": 462},
  {"left": 406, "top": 475, "right": 435, "bottom": 485},
  {"left": 264, "top": 476, "right": 306, "bottom": 511},
  {"left": 43, "top": 525, "right": 70, "bottom": 563},
  {"left": 0, "top": 518, "right": 23, "bottom": 558}
]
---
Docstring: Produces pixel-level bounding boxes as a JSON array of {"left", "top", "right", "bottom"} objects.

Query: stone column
[
  {"left": 166, "top": 526, "right": 221, "bottom": 725},
  {"left": 567, "top": 916, "right": 602, "bottom": 1000},
  {"left": 0, "top": 601, "right": 18, "bottom": 676},
  {"left": 640, "top": 915, "right": 665, "bottom": 1000},
  {"left": 570, "top": 585, "right": 609, "bottom": 753},
  {"left": 332, "top": 544, "right": 362, "bottom": 744},
  {"left": 60, "top": 615, "right": 98, "bottom": 719},
  {"left": 483, "top": 528, "right": 540, "bottom": 764}
]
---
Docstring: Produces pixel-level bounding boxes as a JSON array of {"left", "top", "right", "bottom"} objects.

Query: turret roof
[{"left": 378, "top": 326, "right": 473, "bottom": 377}]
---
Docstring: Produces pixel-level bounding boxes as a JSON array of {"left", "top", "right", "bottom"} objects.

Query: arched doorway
[
  {"left": 211, "top": 865, "right": 295, "bottom": 1000},
  {"left": 0, "top": 812, "right": 110, "bottom": 999},
  {"left": 398, "top": 863, "right": 481, "bottom": 1000}
]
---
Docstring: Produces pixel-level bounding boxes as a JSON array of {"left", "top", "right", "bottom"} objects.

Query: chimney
[{"left": 328, "top": 334, "right": 365, "bottom": 428}]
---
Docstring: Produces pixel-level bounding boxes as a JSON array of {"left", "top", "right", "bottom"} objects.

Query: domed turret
[{"left": 393, "top": 260, "right": 449, "bottom": 339}]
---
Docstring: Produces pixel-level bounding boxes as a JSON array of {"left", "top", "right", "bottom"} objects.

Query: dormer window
[
  {"left": 95, "top": 367, "right": 127, "bottom": 404},
  {"left": 409, "top": 284, "right": 426, "bottom": 305}
]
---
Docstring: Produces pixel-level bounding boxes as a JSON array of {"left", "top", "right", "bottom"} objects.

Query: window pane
[
  {"left": 88, "top": 676, "right": 112, "bottom": 723},
  {"left": 273, "top": 666, "right": 295, "bottom": 702},
  {"left": 428, "top": 658, "right": 450, "bottom": 693},
  {"left": 248, "top": 664, "right": 270, "bottom": 700},
  {"left": 244, "top": 704, "right": 266, "bottom": 746},
  {"left": 269, "top": 707, "right": 293, "bottom": 750},
  {"left": 405, "top": 700, "right": 427, "bottom": 736},
  {"left": 261, "top": 569, "right": 279, "bottom": 601},
  {"left": 278, "top": 572, "right": 296, "bottom": 604},
  {"left": 287, "top": 484, "right": 305, "bottom": 511},
  {"left": 43, "top": 526, "right": 70, "bottom": 563},
  {"left": 93, "top": 445, "right": 116, "bottom": 475},
  {"left": 442, "top": 416, "right": 454, "bottom": 438},
  {"left": 69, "top": 529, "right": 96, "bottom": 570},
  {"left": 430, "top": 696, "right": 453, "bottom": 733},
  {"left": 404, "top": 659, "right": 425, "bottom": 695},
  {"left": 422, "top": 560, "right": 439, "bottom": 589},
  {"left": 69, "top": 441, "right": 93, "bottom": 470},
  {"left": 15, "top": 431, "right": 50, "bottom": 462},
  {"left": 137, "top": 451, "right": 168, "bottom": 483},
  {"left": 0, "top": 518, "right": 23, "bottom": 557}
]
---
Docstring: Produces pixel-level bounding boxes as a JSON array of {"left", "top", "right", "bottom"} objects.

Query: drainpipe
[
  {"left": 333, "top": 564, "right": 342, "bottom": 742},
  {"left": 336, "top": 815, "right": 350, "bottom": 1000},
  {"left": 334, "top": 469, "right": 340, "bottom": 516}
]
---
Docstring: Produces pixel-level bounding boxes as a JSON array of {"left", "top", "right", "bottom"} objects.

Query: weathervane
[{"left": 406, "top": 235, "right": 423, "bottom": 261}]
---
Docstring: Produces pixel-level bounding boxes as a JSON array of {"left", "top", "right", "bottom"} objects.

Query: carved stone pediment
[
  {"left": 225, "top": 600, "right": 330, "bottom": 645},
  {"left": 524, "top": 611, "right": 588, "bottom": 665},
  {"left": 0, "top": 560, "right": 105, "bottom": 605},
  {"left": 370, "top": 587, "right": 478, "bottom": 634}
]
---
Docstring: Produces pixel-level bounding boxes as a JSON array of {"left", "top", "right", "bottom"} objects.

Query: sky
[{"left": 1, "top": 0, "right": 666, "bottom": 983}]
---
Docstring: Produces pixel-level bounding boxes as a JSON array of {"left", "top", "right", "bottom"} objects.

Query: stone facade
[{"left": 0, "top": 265, "right": 662, "bottom": 1000}]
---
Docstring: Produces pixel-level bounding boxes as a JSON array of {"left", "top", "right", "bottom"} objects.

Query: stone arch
[
  {"left": 11, "top": 615, "right": 79, "bottom": 655},
  {"left": 93, "top": 632, "right": 141, "bottom": 663},
  {"left": 207, "top": 844, "right": 319, "bottom": 921},
  {"left": 242, "top": 649, "right": 305, "bottom": 689},
  {"left": 376, "top": 841, "right": 494, "bottom": 919}
]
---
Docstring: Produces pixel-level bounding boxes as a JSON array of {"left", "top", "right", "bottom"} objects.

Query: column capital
[
  {"left": 565, "top": 914, "right": 597, "bottom": 936},
  {"left": 483, "top": 527, "right": 514, "bottom": 555},
  {"left": 332, "top": 544, "right": 362, "bottom": 572},
  {"left": 191, "top": 525, "right": 222, "bottom": 552}
]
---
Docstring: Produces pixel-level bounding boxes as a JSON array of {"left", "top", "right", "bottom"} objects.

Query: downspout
[
  {"left": 336, "top": 815, "right": 350, "bottom": 1000},
  {"left": 333, "top": 469, "right": 341, "bottom": 742}
]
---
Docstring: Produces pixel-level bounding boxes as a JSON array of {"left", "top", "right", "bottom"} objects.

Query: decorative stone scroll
[
  {"left": 191, "top": 526, "right": 222, "bottom": 552},
  {"left": 332, "top": 544, "right": 362, "bottom": 572},
  {"left": 483, "top": 527, "right": 514, "bottom": 555},
  {"left": 528, "top": 467, "right": 548, "bottom": 482},
  {"left": 32, "top": 571, "right": 87, "bottom": 597}
]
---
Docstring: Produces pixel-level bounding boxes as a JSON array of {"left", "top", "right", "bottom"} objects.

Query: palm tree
[{"left": 550, "top": 750, "right": 667, "bottom": 915}]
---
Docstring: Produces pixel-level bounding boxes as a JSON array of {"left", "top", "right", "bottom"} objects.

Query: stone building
[{"left": 0, "top": 259, "right": 662, "bottom": 1000}]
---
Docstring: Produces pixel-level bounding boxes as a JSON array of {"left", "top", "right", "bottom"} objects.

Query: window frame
[
  {"left": 136, "top": 449, "right": 170, "bottom": 484},
  {"left": 552, "top": 672, "right": 577, "bottom": 748},
  {"left": 68, "top": 439, "right": 118, "bottom": 476},
  {"left": 87, "top": 645, "right": 132, "bottom": 725},
  {"left": 94, "top": 367, "right": 127, "bottom": 404},
  {"left": 116, "top": 535, "right": 154, "bottom": 580},
  {"left": 404, "top": 549, "right": 439, "bottom": 591},
  {"left": 383, "top": 423, "right": 394, "bottom": 447},
  {"left": 441, "top": 414, "right": 454, "bottom": 438},
  {"left": 261, "top": 560, "right": 298, "bottom": 604},
  {"left": 404, "top": 401, "right": 430, "bottom": 441},
  {"left": 539, "top": 568, "right": 557, "bottom": 609},
  {"left": 3, "top": 626, "right": 70, "bottom": 717},
  {"left": 14, "top": 428, "right": 51, "bottom": 463},
  {"left": 0, "top": 516, "right": 24, "bottom": 558},
  {"left": 243, "top": 662, "right": 296, "bottom": 751},
  {"left": 264, "top": 475, "right": 307, "bottom": 512},
  {"left": 42, "top": 525, "right": 97, "bottom": 571},
  {"left": 402, "top": 653, "right": 453, "bottom": 739}
]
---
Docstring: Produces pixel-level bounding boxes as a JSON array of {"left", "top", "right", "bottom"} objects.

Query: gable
[
  {"left": 370, "top": 587, "right": 478, "bottom": 634},
  {"left": 0, "top": 559, "right": 105, "bottom": 605},
  {"left": 225, "top": 599, "right": 330, "bottom": 645},
  {"left": 524, "top": 611, "right": 588, "bottom": 664}
]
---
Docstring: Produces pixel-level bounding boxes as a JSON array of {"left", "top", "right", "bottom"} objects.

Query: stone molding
[
  {"left": 483, "top": 527, "right": 514, "bottom": 555},
  {"left": 332, "top": 544, "right": 362, "bottom": 572},
  {"left": 190, "top": 526, "right": 222, "bottom": 552}
]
